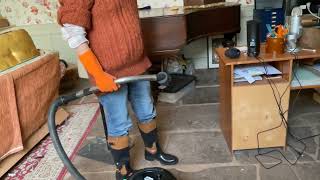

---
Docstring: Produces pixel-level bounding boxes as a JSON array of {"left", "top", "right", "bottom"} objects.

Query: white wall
[
  {"left": 237, "top": 5, "right": 254, "bottom": 46},
  {"left": 9, "top": 24, "right": 78, "bottom": 64},
  {"left": 183, "top": 38, "right": 211, "bottom": 69}
]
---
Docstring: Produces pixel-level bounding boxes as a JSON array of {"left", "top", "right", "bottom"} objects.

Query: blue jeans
[{"left": 99, "top": 81, "right": 157, "bottom": 137}]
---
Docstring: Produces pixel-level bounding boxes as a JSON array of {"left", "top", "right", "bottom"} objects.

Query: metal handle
[{"left": 58, "top": 72, "right": 169, "bottom": 105}]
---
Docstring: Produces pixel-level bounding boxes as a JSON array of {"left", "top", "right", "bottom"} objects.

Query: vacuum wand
[
  {"left": 48, "top": 72, "right": 170, "bottom": 180},
  {"left": 58, "top": 72, "right": 169, "bottom": 104}
]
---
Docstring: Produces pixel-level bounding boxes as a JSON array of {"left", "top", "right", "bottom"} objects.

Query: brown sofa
[
  {"left": 0, "top": 51, "right": 61, "bottom": 161},
  {"left": 0, "top": 29, "right": 64, "bottom": 164}
]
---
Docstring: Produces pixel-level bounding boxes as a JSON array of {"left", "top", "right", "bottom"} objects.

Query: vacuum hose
[{"left": 48, "top": 72, "right": 169, "bottom": 180}]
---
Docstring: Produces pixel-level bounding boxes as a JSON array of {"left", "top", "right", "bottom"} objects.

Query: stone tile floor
[{"left": 65, "top": 69, "right": 320, "bottom": 180}]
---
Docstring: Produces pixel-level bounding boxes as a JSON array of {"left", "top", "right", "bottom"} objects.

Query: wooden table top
[
  {"left": 138, "top": 2, "right": 240, "bottom": 18},
  {"left": 216, "top": 46, "right": 320, "bottom": 66}
]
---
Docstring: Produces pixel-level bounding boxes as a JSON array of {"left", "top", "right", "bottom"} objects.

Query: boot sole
[{"left": 145, "top": 156, "right": 178, "bottom": 166}]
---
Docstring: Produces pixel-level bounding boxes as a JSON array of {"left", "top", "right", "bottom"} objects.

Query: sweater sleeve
[{"left": 57, "top": 0, "right": 94, "bottom": 30}]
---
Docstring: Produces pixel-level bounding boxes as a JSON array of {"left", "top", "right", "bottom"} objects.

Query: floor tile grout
[
  {"left": 129, "top": 129, "right": 222, "bottom": 137},
  {"left": 290, "top": 164, "right": 302, "bottom": 180},
  {"left": 256, "top": 164, "right": 261, "bottom": 180},
  {"left": 77, "top": 163, "right": 259, "bottom": 174},
  {"left": 195, "top": 84, "right": 220, "bottom": 88},
  {"left": 166, "top": 102, "right": 220, "bottom": 107}
]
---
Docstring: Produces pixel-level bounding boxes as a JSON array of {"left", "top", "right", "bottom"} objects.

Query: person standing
[{"left": 57, "top": 1, "right": 178, "bottom": 179}]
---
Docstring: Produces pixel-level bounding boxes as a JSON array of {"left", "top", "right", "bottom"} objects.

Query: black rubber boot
[
  {"left": 144, "top": 142, "right": 178, "bottom": 165},
  {"left": 108, "top": 136, "right": 134, "bottom": 180},
  {"left": 109, "top": 147, "right": 134, "bottom": 180},
  {"left": 140, "top": 128, "right": 178, "bottom": 165}
]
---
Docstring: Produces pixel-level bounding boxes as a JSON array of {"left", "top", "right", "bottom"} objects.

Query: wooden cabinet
[
  {"left": 217, "top": 46, "right": 320, "bottom": 152},
  {"left": 217, "top": 47, "right": 293, "bottom": 152}
]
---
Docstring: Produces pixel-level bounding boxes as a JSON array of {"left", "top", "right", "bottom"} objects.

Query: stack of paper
[{"left": 234, "top": 64, "right": 282, "bottom": 84}]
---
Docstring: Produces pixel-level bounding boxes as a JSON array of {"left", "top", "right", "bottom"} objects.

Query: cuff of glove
[
  {"left": 68, "top": 35, "right": 88, "bottom": 49},
  {"left": 61, "top": 23, "right": 89, "bottom": 49}
]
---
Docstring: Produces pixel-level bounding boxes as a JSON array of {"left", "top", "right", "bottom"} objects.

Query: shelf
[
  {"left": 234, "top": 76, "right": 288, "bottom": 87},
  {"left": 291, "top": 66, "right": 320, "bottom": 89},
  {"left": 216, "top": 46, "right": 320, "bottom": 66}
]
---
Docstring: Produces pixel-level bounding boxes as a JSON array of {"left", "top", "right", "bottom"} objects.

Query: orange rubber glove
[{"left": 78, "top": 49, "right": 118, "bottom": 92}]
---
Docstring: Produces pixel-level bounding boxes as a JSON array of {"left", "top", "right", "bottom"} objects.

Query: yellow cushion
[{"left": 0, "top": 29, "right": 40, "bottom": 71}]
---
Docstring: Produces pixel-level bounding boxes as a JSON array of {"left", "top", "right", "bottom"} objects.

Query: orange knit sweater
[{"left": 57, "top": 0, "right": 151, "bottom": 78}]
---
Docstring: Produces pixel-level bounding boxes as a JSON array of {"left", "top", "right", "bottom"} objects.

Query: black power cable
[
  {"left": 252, "top": 52, "right": 320, "bottom": 169},
  {"left": 254, "top": 56, "right": 298, "bottom": 169}
]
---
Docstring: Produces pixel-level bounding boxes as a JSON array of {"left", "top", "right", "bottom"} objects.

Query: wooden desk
[
  {"left": 139, "top": 3, "right": 240, "bottom": 58},
  {"left": 217, "top": 47, "right": 320, "bottom": 152}
]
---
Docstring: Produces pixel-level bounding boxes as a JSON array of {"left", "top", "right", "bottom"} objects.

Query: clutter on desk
[
  {"left": 287, "top": 15, "right": 303, "bottom": 52},
  {"left": 224, "top": 47, "right": 240, "bottom": 59},
  {"left": 212, "top": 39, "right": 237, "bottom": 64},
  {"left": 234, "top": 46, "right": 248, "bottom": 52},
  {"left": 234, "top": 64, "right": 282, "bottom": 84},
  {"left": 234, "top": 75, "right": 263, "bottom": 83},
  {"left": 253, "top": 7, "right": 285, "bottom": 42},
  {"left": 266, "top": 36, "right": 285, "bottom": 54},
  {"left": 254, "top": 0, "right": 283, "bottom": 10},
  {"left": 183, "top": 1, "right": 227, "bottom": 10},
  {"left": 264, "top": 23, "right": 288, "bottom": 54},
  {"left": 266, "top": 24, "right": 288, "bottom": 39},
  {"left": 247, "top": 20, "right": 261, "bottom": 57}
]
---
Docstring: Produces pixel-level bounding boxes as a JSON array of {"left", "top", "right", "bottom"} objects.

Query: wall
[
  {"left": 0, "top": 0, "right": 183, "bottom": 26},
  {"left": 0, "top": 0, "right": 58, "bottom": 26}
]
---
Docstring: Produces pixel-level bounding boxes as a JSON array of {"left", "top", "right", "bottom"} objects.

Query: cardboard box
[
  {"left": 0, "top": 18, "right": 9, "bottom": 28},
  {"left": 56, "top": 107, "right": 70, "bottom": 125},
  {"left": 313, "top": 91, "right": 320, "bottom": 104},
  {"left": 59, "top": 63, "right": 80, "bottom": 93}
]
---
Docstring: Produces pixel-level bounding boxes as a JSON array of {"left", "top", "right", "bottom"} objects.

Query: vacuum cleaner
[{"left": 48, "top": 72, "right": 176, "bottom": 180}]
